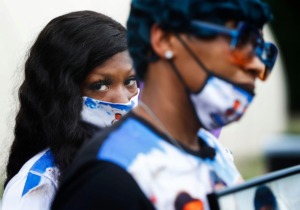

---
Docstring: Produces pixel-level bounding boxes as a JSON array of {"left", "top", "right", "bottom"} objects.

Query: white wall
[{"left": 0, "top": 0, "right": 288, "bottom": 177}]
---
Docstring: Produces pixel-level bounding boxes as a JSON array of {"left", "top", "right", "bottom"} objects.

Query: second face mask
[{"left": 81, "top": 89, "right": 139, "bottom": 127}]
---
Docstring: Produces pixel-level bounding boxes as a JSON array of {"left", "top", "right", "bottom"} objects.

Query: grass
[
  {"left": 0, "top": 182, "right": 3, "bottom": 198},
  {"left": 235, "top": 155, "right": 268, "bottom": 180},
  {"left": 286, "top": 114, "right": 300, "bottom": 134},
  {"left": 235, "top": 114, "right": 300, "bottom": 180}
]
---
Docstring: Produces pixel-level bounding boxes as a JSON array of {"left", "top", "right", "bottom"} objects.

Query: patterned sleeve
[{"left": 2, "top": 172, "right": 57, "bottom": 210}]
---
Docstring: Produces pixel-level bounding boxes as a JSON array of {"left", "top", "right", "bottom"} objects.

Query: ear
[{"left": 150, "top": 24, "right": 176, "bottom": 60}]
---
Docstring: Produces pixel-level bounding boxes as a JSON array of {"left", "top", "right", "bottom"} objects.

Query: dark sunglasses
[{"left": 190, "top": 20, "right": 278, "bottom": 81}]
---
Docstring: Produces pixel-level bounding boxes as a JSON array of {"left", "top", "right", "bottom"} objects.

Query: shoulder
[
  {"left": 198, "top": 128, "right": 233, "bottom": 160},
  {"left": 73, "top": 112, "right": 157, "bottom": 169},
  {"left": 23, "top": 149, "right": 59, "bottom": 194},
  {"left": 52, "top": 113, "right": 156, "bottom": 209},
  {"left": 2, "top": 149, "right": 59, "bottom": 210}
]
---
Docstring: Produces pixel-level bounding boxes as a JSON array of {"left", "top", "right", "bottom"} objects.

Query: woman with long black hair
[{"left": 2, "top": 10, "right": 139, "bottom": 210}]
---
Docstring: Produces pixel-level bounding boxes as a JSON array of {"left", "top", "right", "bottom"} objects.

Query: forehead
[{"left": 89, "top": 51, "right": 133, "bottom": 76}]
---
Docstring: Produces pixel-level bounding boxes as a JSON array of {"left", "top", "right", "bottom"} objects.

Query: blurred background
[
  {"left": 220, "top": 0, "right": 300, "bottom": 179},
  {"left": 221, "top": 0, "right": 300, "bottom": 178},
  {"left": 0, "top": 0, "right": 299, "bottom": 197}
]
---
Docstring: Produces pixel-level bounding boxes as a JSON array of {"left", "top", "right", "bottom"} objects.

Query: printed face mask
[
  {"left": 173, "top": 34, "right": 255, "bottom": 131},
  {"left": 81, "top": 89, "right": 139, "bottom": 127},
  {"left": 190, "top": 76, "right": 254, "bottom": 130}
]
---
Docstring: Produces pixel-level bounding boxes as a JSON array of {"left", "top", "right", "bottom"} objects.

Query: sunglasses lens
[
  {"left": 235, "top": 24, "right": 278, "bottom": 80},
  {"left": 236, "top": 24, "right": 262, "bottom": 49},
  {"left": 262, "top": 43, "right": 278, "bottom": 64},
  {"left": 231, "top": 25, "right": 262, "bottom": 65},
  {"left": 190, "top": 21, "right": 278, "bottom": 80},
  {"left": 258, "top": 43, "right": 278, "bottom": 80}
]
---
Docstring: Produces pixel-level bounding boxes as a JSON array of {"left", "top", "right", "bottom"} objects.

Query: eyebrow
[{"left": 88, "top": 67, "right": 135, "bottom": 78}]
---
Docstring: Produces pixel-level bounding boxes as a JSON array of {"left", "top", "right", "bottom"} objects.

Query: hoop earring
[{"left": 165, "top": 50, "right": 173, "bottom": 59}]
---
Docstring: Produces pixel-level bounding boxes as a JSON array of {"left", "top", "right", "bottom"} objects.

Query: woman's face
[
  {"left": 171, "top": 21, "right": 265, "bottom": 93},
  {"left": 80, "top": 51, "right": 138, "bottom": 103}
]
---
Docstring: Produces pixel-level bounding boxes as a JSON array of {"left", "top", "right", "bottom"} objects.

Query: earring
[{"left": 165, "top": 50, "right": 173, "bottom": 59}]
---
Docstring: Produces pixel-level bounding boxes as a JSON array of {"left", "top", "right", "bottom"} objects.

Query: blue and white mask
[
  {"left": 190, "top": 76, "right": 254, "bottom": 130},
  {"left": 81, "top": 89, "right": 139, "bottom": 127},
  {"left": 172, "top": 34, "right": 255, "bottom": 131}
]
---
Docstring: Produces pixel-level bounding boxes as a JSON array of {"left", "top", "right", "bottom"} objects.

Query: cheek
[
  {"left": 86, "top": 92, "right": 109, "bottom": 101},
  {"left": 203, "top": 40, "right": 241, "bottom": 78},
  {"left": 199, "top": 40, "right": 231, "bottom": 69},
  {"left": 185, "top": 64, "right": 208, "bottom": 91},
  {"left": 230, "top": 47, "right": 252, "bottom": 66},
  {"left": 105, "top": 86, "right": 138, "bottom": 103},
  {"left": 128, "top": 85, "right": 139, "bottom": 98}
]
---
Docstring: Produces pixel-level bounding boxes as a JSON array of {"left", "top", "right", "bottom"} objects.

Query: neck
[{"left": 135, "top": 61, "right": 201, "bottom": 150}]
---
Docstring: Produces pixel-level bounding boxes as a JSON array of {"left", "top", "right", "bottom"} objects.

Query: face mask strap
[
  {"left": 161, "top": 34, "right": 213, "bottom": 97},
  {"left": 175, "top": 33, "right": 212, "bottom": 75},
  {"left": 167, "top": 60, "right": 188, "bottom": 88}
]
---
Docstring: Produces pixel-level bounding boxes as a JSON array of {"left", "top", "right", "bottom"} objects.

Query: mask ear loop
[
  {"left": 163, "top": 33, "right": 217, "bottom": 96},
  {"left": 166, "top": 60, "right": 188, "bottom": 88},
  {"left": 164, "top": 33, "right": 213, "bottom": 92},
  {"left": 163, "top": 43, "right": 191, "bottom": 89},
  {"left": 175, "top": 33, "right": 213, "bottom": 74},
  {"left": 232, "top": 24, "right": 277, "bottom": 81}
]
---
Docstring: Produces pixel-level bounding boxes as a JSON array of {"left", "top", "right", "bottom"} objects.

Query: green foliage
[{"left": 287, "top": 114, "right": 300, "bottom": 134}]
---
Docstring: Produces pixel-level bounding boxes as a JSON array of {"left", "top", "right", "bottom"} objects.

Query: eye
[
  {"left": 89, "top": 79, "right": 111, "bottom": 92},
  {"left": 124, "top": 76, "right": 137, "bottom": 86},
  {"left": 237, "top": 25, "right": 263, "bottom": 50}
]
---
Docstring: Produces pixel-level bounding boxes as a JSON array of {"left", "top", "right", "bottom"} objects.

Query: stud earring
[{"left": 165, "top": 50, "right": 173, "bottom": 59}]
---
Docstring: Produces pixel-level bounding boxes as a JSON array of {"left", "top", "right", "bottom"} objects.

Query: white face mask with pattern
[
  {"left": 170, "top": 35, "right": 255, "bottom": 130},
  {"left": 81, "top": 89, "right": 139, "bottom": 127},
  {"left": 190, "top": 75, "right": 254, "bottom": 130}
]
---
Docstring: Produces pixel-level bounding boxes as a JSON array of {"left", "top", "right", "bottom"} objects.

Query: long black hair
[{"left": 5, "top": 10, "right": 127, "bottom": 186}]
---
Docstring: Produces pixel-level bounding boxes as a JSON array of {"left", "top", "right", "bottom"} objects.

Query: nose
[
  {"left": 232, "top": 42, "right": 266, "bottom": 81},
  {"left": 110, "top": 87, "right": 131, "bottom": 104},
  {"left": 243, "top": 55, "right": 266, "bottom": 80}
]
